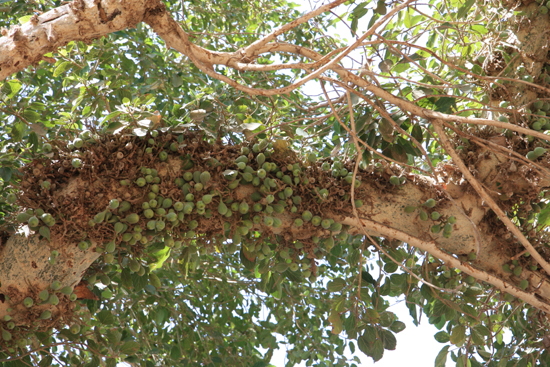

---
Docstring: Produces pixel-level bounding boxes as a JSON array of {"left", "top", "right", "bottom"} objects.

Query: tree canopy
[{"left": 1, "top": 0, "right": 550, "bottom": 366}]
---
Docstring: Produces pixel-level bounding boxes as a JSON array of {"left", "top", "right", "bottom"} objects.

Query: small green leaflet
[
  {"left": 39, "top": 226, "right": 50, "bottom": 241},
  {"left": 435, "top": 345, "right": 450, "bottom": 367},
  {"left": 457, "top": 0, "right": 475, "bottom": 19},
  {"left": 53, "top": 61, "right": 72, "bottom": 77}
]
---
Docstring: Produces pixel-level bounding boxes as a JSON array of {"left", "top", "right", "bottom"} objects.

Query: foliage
[{"left": 2, "top": 0, "right": 550, "bottom": 366}]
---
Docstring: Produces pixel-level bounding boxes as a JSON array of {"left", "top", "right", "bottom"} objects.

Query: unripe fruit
[
  {"left": 239, "top": 201, "right": 249, "bottom": 214},
  {"left": 23, "top": 297, "right": 33, "bottom": 308},
  {"left": 119, "top": 201, "right": 131, "bottom": 212},
  {"left": 423, "top": 199, "right": 436, "bottom": 208},
  {"left": 2, "top": 329, "right": 12, "bottom": 341},
  {"left": 311, "top": 216, "right": 321, "bottom": 226},
  {"left": 129, "top": 259, "right": 140, "bottom": 273},
  {"left": 39, "top": 290, "right": 49, "bottom": 301},
  {"left": 218, "top": 202, "right": 228, "bottom": 215},
  {"left": 72, "top": 158, "right": 82, "bottom": 168},
  {"left": 48, "top": 294, "right": 59, "bottom": 305},
  {"left": 51, "top": 280, "right": 62, "bottom": 291},
  {"left": 109, "top": 199, "right": 119, "bottom": 209},
  {"left": 302, "top": 210, "right": 313, "bottom": 221},
  {"left": 404, "top": 205, "right": 416, "bottom": 213},
  {"left": 28, "top": 216, "right": 39, "bottom": 227},
  {"left": 16, "top": 212, "right": 31, "bottom": 223},
  {"left": 419, "top": 210, "right": 428, "bottom": 221},
  {"left": 520, "top": 279, "right": 529, "bottom": 290},
  {"left": 534, "top": 147, "right": 547, "bottom": 157},
  {"left": 389, "top": 176, "right": 400, "bottom": 185},
  {"left": 114, "top": 222, "right": 124, "bottom": 234},
  {"left": 40, "top": 310, "right": 52, "bottom": 319}
]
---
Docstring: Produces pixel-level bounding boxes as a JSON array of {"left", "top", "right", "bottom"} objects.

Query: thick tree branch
[{"left": 432, "top": 121, "right": 550, "bottom": 276}]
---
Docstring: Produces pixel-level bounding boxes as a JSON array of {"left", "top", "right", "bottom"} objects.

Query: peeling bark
[{"left": 0, "top": 0, "right": 160, "bottom": 80}]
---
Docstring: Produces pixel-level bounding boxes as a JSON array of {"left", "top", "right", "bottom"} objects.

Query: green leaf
[
  {"left": 149, "top": 246, "right": 171, "bottom": 271},
  {"left": 131, "top": 273, "right": 148, "bottom": 292},
  {"left": 328, "top": 311, "right": 343, "bottom": 334},
  {"left": 434, "top": 331, "right": 450, "bottom": 343},
  {"left": 0, "top": 167, "right": 12, "bottom": 182},
  {"left": 434, "top": 97, "right": 456, "bottom": 113},
  {"left": 39, "top": 356, "right": 53, "bottom": 367},
  {"left": 53, "top": 61, "right": 72, "bottom": 77},
  {"left": 381, "top": 329, "right": 396, "bottom": 350},
  {"left": 23, "top": 109, "right": 41, "bottom": 123},
  {"left": 538, "top": 206, "right": 550, "bottom": 228},
  {"left": 389, "top": 144, "right": 408, "bottom": 163},
  {"left": 4, "top": 79, "right": 22, "bottom": 100},
  {"left": 327, "top": 278, "right": 346, "bottom": 292},
  {"left": 435, "top": 345, "right": 450, "bottom": 367},
  {"left": 457, "top": 0, "right": 475, "bottom": 19},
  {"left": 18, "top": 15, "right": 32, "bottom": 24},
  {"left": 432, "top": 299, "right": 448, "bottom": 317},
  {"left": 11, "top": 121, "right": 26, "bottom": 141},
  {"left": 361, "top": 270, "right": 377, "bottom": 285},
  {"left": 102, "top": 111, "right": 123, "bottom": 124},
  {"left": 96, "top": 310, "right": 115, "bottom": 325},
  {"left": 390, "top": 321, "right": 406, "bottom": 333},
  {"left": 450, "top": 324, "right": 466, "bottom": 346},
  {"left": 411, "top": 124, "right": 423, "bottom": 143},
  {"left": 39, "top": 226, "right": 50, "bottom": 241}
]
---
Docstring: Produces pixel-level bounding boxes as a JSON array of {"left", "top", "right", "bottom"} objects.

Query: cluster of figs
[{"left": 8, "top": 130, "right": 369, "bottom": 294}]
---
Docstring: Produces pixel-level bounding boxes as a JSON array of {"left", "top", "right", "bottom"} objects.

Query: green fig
[
  {"left": 39, "top": 290, "right": 49, "bottom": 301},
  {"left": 28, "top": 216, "right": 39, "bottom": 227},
  {"left": 423, "top": 199, "right": 436, "bottom": 208},
  {"left": 23, "top": 297, "right": 34, "bottom": 308},
  {"left": 119, "top": 201, "right": 131, "bottom": 212}
]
